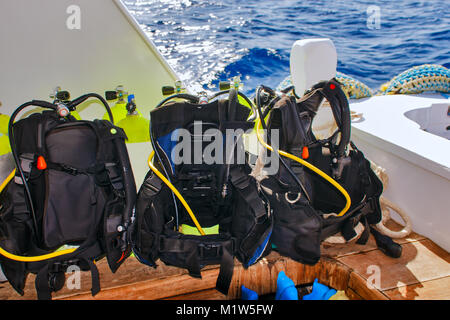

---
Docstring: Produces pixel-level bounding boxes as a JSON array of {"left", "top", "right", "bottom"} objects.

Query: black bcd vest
[
  {"left": 131, "top": 91, "right": 273, "bottom": 295},
  {"left": 255, "top": 80, "right": 385, "bottom": 265},
  {"left": 0, "top": 97, "right": 136, "bottom": 300}
]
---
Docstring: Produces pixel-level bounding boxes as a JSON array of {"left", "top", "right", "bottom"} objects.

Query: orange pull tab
[
  {"left": 37, "top": 156, "right": 47, "bottom": 170},
  {"left": 302, "top": 146, "right": 309, "bottom": 160}
]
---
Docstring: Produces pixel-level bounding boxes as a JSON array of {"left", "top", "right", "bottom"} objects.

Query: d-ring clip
[{"left": 285, "top": 192, "right": 301, "bottom": 204}]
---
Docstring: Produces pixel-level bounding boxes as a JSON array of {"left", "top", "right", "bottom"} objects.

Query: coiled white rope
[
  {"left": 370, "top": 161, "right": 412, "bottom": 239},
  {"left": 324, "top": 113, "right": 412, "bottom": 244}
]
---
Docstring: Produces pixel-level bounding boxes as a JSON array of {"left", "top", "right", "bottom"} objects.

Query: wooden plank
[
  {"left": 383, "top": 277, "right": 450, "bottom": 300},
  {"left": 345, "top": 287, "right": 363, "bottom": 300},
  {"left": 303, "top": 258, "right": 351, "bottom": 291},
  {"left": 338, "top": 240, "right": 450, "bottom": 291},
  {"left": 165, "top": 289, "right": 227, "bottom": 300},
  {"left": 347, "top": 272, "right": 389, "bottom": 300},
  {"left": 57, "top": 252, "right": 356, "bottom": 300},
  {"left": 0, "top": 256, "right": 205, "bottom": 300},
  {"left": 59, "top": 265, "right": 223, "bottom": 300}
]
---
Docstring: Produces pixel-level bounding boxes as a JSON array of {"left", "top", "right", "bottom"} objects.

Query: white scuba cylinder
[{"left": 290, "top": 38, "right": 337, "bottom": 97}]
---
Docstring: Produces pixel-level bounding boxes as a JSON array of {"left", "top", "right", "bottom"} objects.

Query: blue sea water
[{"left": 124, "top": 0, "right": 450, "bottom": 95}]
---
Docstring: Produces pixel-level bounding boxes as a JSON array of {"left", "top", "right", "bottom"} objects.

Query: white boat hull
[
  {"left": 0, "top": 0, "right": 181, "bottom": 186},
  {"left": 350, "top": 94, "right": 450, "bottom": 252}
]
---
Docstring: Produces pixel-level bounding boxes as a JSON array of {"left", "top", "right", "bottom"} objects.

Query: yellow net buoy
[{"left": 380, "top": 64, "right": 450, "bottom": 95}]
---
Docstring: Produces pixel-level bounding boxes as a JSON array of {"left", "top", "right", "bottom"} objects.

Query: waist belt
[{"left": 158, "top": 233, "right": 235, "bottom": 295}]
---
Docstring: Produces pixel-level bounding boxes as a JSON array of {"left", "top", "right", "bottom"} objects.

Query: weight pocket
[{"left": 43, "top": 169, "right": 104, "bottom": 249}]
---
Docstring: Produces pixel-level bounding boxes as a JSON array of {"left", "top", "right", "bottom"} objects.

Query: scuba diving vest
[
  {"left": 254, "top": 80, "right": 395, "bottom": 265},
  {"left": 0, "top": 93, "right": 136, "bottom": 299},
  {"left": 132, "top": 89, "right": 273, "bottom": 295}
]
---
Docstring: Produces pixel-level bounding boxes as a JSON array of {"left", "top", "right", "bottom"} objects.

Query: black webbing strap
[
  {"left": 35, "top": 264, "right": 51, "bottom": 300},
  {"left": 46, "top": 162, "right": 105, "bottom": 176},
  {"left": 341, "top": 197, "right": 377, "bottom": 244},
  {"left": 215, "top": 245, "right": 234, "bottom": 295},
  {"left": 47, "top": 161, "right": 121, "bottom": 191},
  {"left": 86, "top": 259, "right": 100, "bottom": 296},
  {"left": 356, "top": 216, "right": 370, "bottom": 245},
  {"left": 218, "top": 99, "right": 228, "bottom": 132},
  {"left": 229, "top": 166, "right": 266, "bottom": 219},
  {"left": 158, "top": 234, "right": 235, "bottom": 294},
  {"left": 105, "top": 162, "right": 124, "bottom": 190}
]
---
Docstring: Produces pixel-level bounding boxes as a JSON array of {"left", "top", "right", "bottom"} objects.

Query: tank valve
[
  {"left": 162, "top": 80, "right": 185, "bottom": 96},
  {"left": 198, "top": 92, "right": 208, "bottom": 104},
  {"left": 50, "top": 86, "right": 71, "bottom": 103},
  {"left": 56, "top": 102, "right": 70, "bottom": 117},
  {"left": 105, "top": 85, "right": 128, "bottom": 102}
]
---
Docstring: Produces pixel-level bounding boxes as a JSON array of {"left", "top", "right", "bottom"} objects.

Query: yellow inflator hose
[
  {"left": 0, "top": 169, "right": 78, "bottom": 262},
  {"left": 255, "top": 118, "right": 351, "bottom": 217},
  {"left": 147, "top": 152, "right": 206, "bottom": 235}
]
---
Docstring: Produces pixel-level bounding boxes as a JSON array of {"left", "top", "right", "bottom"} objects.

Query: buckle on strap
[
  {"left": 361, "top": 197, "right": 377, "bottom": 216},
  {"left": 48, "top": 259, "right": 80, "bottom": 273},
  {"left": 105, "top": 163, "right": 123, "bottom": 190},
  {"left": 60, "top": 164, "right": 79, "bottom": 175},
  {"left": 19, "top": 153, "right": 35, "bottom": 174},
  {"left": 230, "top": 167, "right": 249, "bottom": 189},
  {"left": 143, "top": 174, "right": 163, "bottom": 195},
  {"left": 197, "top": 243, "right": 222, "bottom": 259}
]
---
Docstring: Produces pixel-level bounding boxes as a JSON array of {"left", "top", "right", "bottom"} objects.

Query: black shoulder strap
[
  {"left": 319, "top": 80, "right": 351, "bottom": 157},
  {"left": 230, "top": 166, "right": 266, "bottom": 219}
]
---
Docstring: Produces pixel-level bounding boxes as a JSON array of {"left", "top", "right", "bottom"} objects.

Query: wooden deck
[{"left": 0, "top": 220, "right": 449, "bottom": 300}]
